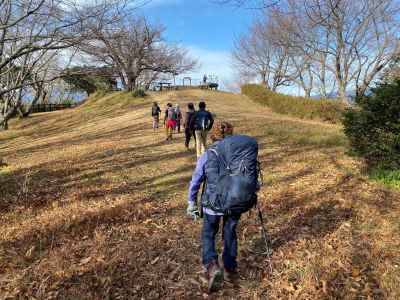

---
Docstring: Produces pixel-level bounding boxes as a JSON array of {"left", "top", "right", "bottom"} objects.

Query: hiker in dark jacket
[
  {"left": 187, "top": 121, "right": 238, "bottom": 292},
  {"left": 151, "top": 102, "right": 161, "bottom": 130},
  {"left": 189, "top": 101, "right": 214, "bottom": 158},
  {"left": 184, "top": 103, "right": 196, "bottom": 149}
]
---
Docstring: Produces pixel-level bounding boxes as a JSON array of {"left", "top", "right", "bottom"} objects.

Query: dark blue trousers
[{"left": 202, "top": 213, "right": 241, "bottom": 270}]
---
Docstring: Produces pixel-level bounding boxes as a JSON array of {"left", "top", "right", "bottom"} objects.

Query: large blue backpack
[{"left": 201, "top": 135, "right": 260, "bottom": 215}]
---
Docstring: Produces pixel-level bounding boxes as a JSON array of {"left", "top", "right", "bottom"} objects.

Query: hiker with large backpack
[
  {"left": 189, "top": 101, "right": 214, "bottom": 158},
  {"left": 184, "top": 103, "right": 196, "bottom": 149},
  {"left": 187, "top": 121, "right": 261, "bottom": 293},
  {"left": 164, "top": 103, "right": 177, "bottom": 141},
  {"left": 151, "top": 102, "right": 161, "bottom": 130}
]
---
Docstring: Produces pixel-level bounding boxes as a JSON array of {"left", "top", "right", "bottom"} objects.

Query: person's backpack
[
  {"left": 152, "top": 106, "right": 159, "bottom": 116},
  {"left": 176, "top": 109, "right": 182, "bottom": 120},
  {"left": 186, "top": 111, "right": 195, "bottom": 128},
  {"left": 167, "top": 107, "right": 177, "bottom": 120},
  {"left": 201, "top": 135, "right": 260, "bottom": 215},
  {"left": 194, "top": 110, "right": 212, "bottom": 131}
]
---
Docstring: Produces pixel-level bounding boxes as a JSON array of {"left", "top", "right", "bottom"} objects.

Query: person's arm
[
  {"left": 189, "top": 112, "right": 197, "bottom": 131},
  {"left": 188, "top": 152, "right": 207, "bottom": 206},
  {"left": 184, "top": 112, "right": 189, "bottom": 128},
  {"left": 208, "top": 111, "right": 214, "bottom": 130},
  {"left": 163, "top": 109, "right": 167, "bottom": 124},
  {"left": 203, "top": 149, "right": 219, "bottom": 196}
]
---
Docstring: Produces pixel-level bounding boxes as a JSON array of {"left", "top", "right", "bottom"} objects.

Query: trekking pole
[
  {"left": 199, "top": 182, "right": 205, "bottom": 219},
  {"left": 257, "top": 204, "right": 273, "bottom": 274}
]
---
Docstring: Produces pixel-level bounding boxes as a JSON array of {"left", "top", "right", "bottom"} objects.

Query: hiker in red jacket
[{"left": 164, "top": 103, "right": 177, "bottom": 141}]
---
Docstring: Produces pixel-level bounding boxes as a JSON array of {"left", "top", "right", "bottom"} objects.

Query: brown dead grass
[{"left": 0, "top": 89, "right": 399, "bottom": 299}]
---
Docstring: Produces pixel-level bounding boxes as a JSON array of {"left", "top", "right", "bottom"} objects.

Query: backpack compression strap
[{"left": 208, "top": 148, "right": 229, "bottom": 170}]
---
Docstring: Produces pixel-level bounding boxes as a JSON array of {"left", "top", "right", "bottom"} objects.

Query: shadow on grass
[
  {"left": 1, "top": 121, "right": 152, "bottom": 156},
  {"left": 0, "top": 170, "right": 193, "bottom": 267},
  {"left": 270, "top": 200, "right": 352, "bottom": 249},
  {"left": 0, "top": 139, "right": 194, "bottom": 214}
]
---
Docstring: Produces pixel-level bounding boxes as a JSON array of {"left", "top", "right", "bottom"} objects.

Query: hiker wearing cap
[
  {"left": 164, "top": 103, "right": 177, "bottom": 141},
  {"left": 189, "top": 101, "right": 214, "bottom": 158},
  {"left": 174, "top": 104, "right": 183, "bottom": 133},
  {"left": 151, "top": 102, "right": 161, "bottom": 130},
  {"left": 187, "top": 121, "right": 260, "bottom": 293},
  {"left": 184, "top": 103, "right": 196, "bottom": 149}
]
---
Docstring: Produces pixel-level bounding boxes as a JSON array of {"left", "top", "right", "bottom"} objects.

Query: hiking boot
[
  {"left": 224, "top": 268, "right": 239, "bottom": 283},
  {"left": 206, "top": 261, "right": 223, "bottom": 293}
]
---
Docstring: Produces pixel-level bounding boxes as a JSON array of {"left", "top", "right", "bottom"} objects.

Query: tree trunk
[
  {"left": 0, "top": 108, "right": 15, "bottom": 131},
  {"left": 18, "top": 88, "right": 43, "bottom": 118},
  {"left": 260, "top": 71, "right": 267, "bottom": 86},
  {"left": 304, "top": 88, "right": 311, "bottom": 98},
  {"left": 127, "top": 76, "right": 135, "bottom": 91},
  {"left": 338, "top": 82, "right": 347, "bottom": 100},
  {"left": 355, "top": 85, "right": 367, "bottom": 99}
]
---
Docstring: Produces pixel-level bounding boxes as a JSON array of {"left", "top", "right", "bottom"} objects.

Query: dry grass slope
[{"left": 0, "top": 89, "right": 399, "bottom": 299}]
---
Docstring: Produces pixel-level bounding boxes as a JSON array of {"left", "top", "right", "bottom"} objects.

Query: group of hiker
[
  {"left": 151, "top": 101, "right": 214, "bottom": 158},
  {"left": 150, "top": 101, "right": 264, "bottom": 294}
]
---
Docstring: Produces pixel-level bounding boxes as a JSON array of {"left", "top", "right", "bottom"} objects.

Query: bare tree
[
  {"left": 0, "top": 0, "right": 149, "bottom": 129},
  {"left": 79, "top": 16, "right": 197, "bottom": 91},
  {"left": 266, "top": 9, "right": 316, "bottom": 96},
  {"left": 17, "top": 52, "right": 61, "bottom": 117},
  {"left": 214, "top": 0, "right": 280, "bottom": 9},
  {"left": 0, "top": 0, "right": 86, "bottom": 129},
  {"left": 382, "top": 57, "right": 400, "bottom": 81},
  {"left": 288, "top": 0, "right": 400, "bottom": 99},
  {"left": 232, "top": 18, "right": 292, "bottom": 91},
  {"left": 236, "top": 0, "right": 400, "bottom": 99}
]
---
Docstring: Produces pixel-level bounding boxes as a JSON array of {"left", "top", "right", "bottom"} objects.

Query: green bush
[
  {"left": 343, "top": 80, "right": 400, "bottom": 169},
  {"left": 370, "top": 168, "right": 400, "bottom": 189},
  {"left": 132, "top": 88, "right": 146, "bottom": 98},
  {"left": 241, "top": 84, "right": 345, "bottom": 123},
  {"left": 60, "top": 99, "right": 74, "bottom": 106},
  {"left": 63, "top": 67, "right": 116, "bottom": 96}
]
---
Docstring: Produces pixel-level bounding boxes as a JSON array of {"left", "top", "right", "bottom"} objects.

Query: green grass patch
[
  {"left": 242, "top": 84, "right": 345, "bottom": 123},
  {"left": 81, "top": 91, "right": 147, "bottom": 113},
  {"left": 132, "top": 88, "right": 146, "bottom": 98},
  {"left": 261, "top": 121, "right": 348, "bottom": 149},
  {"left": 0, "top": 166, "right": 11, "bottom": 177},
  {"left": 370, "top": 168, "right": 400, "bottom": 189}
]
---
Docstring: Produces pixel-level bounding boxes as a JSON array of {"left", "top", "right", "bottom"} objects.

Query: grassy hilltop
[{"left": 0, "top": 89, "right": 399, "bottom": 299}]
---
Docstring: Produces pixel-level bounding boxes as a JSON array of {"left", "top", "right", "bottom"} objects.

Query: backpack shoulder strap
[{"left": 209, "top": 147, "right": 228, "bottom": 169}]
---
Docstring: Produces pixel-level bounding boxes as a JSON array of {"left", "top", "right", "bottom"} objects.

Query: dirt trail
[{"left": 0, "top": 90, "right": 399, "bottom": 299}]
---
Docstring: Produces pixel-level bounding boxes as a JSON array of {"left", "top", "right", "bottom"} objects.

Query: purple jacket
[{"left": 188, "top": 151, "right": 223, "bottom": 216}]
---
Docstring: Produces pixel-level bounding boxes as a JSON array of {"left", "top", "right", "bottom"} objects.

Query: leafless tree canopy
[
  {"left": 0, "top": 0, "right": 127, "bottom": 129},
  {"left": 79, "top": 16, "right": 197, "bottom": 91},
  {"left": 232, "top": 18, "right": 293, "bottom": 92},
  {"left": 214, "top": 0, "right": 280, "bottom": 9},
  {"left": 0, "top": 0, "right": 185, "bottom": 129},
  {"left": 233, "top": 0, "right": 400, "bottom": 99}
]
